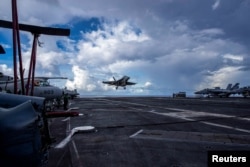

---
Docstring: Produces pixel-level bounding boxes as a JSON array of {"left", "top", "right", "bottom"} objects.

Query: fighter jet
[
  {"left": 62, "top": 87, "right": 79, "bottom": 99},
  {"left": 235, "top": 86, "right": 250, "bottom": 98},
  {"left": 0, "top": 72, "right": 66, "bottom": 100},
  {"left": 194, "top": 83, "right": 239, "bottom": 98},
  {"left": 102, "top": 75, "right": 136, "bottom": 89}
]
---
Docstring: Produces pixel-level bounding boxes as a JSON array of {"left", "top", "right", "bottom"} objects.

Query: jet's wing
[
  {"left": 34, "top": 77, "right": 68, "bottom": 81},
  {"left": 102, "top": 81, "right": 117, "bottom": 85},
  {"left": 126, "top": 82, "right": 136, "bottom": 85}
]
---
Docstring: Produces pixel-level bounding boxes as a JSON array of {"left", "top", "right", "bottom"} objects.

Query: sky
[{"left": 0, "top": 0, "right": 250, "bottom": 96}]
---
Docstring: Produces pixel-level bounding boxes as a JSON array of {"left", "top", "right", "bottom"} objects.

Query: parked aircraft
[
  {"left": 194, "top": 83, "right": 239, "bottom": 98},
  {"left": 102, "top": 75, "right": 136, "bottom": 89},
  {"left": 62, "top": 87, "right": 79, "bottom": 99},
  {"left": 0, "top": 72, "right": 66, "bottom": 100},
  {"left": 235, "top": 86, "right": 250, "bottom": 98}
]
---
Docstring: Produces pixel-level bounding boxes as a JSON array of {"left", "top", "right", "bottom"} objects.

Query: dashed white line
[
  {"left": 130, "top": 129, "right": 143, "bottom": 138},
  {"left": 72, "top": 140, "right": 80, "bottom": 159},
  {"left": 201, "top": 121, "right": 250, "bottom": 134},
  {"left": 72, "top": 140, "right": 83, "bottom": 167},
  {"left": 146, "top": 110, "right": 250, "bottom": 134},
  {"left": 100, "top": 99, "right": 250, "bottom": 134}
]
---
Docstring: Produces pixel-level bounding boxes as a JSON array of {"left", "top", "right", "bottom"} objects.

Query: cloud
[
  {"left": 31, "top": 19, "right": 250, "bottom": 94},
  {"left": 196, "top": 66, "right": 246, "bottom": 89},
  {"left": 75, "top": 21, "right": 150, "bottom": 66},
  {"left": 223, "top": 54, "right": 244, "bottom": 64},
  {"left": 144, "top": 82, "right": 152, "bottom": 88},
  {"left": 66, "top": 65, "right": 90, "bottom": 90},
  {"left": 212, "top": 0, "right": 220, "bottom": 10},
  {"left": 0, "top": 64, "right": 12, "bottom": 75},
  {"left": 198, "top": 28, "right": 224, "bottom": 37},
  {"left": 1, "top": 0, "right": 250, "bottom": 95}
]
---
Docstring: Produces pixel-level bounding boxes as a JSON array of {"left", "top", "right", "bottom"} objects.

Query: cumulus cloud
[
  {"left": 75, "top": 21, "right": 150, "bottom": 66},
  {"left": 196, "top": 66, "right": 246, "bottom": 90},
  {"left": 0, "top": 64, "right": 12, "bottom": 75},
  {"left": 1, "top": 0, "right": 250, "bottom": 95},
  {"left": 223, "top": 54, "right": 244, "bottom": 64},
  {"left": 144, "top": 82, "right": 152, "bottom": 88},
  {"left": 66, "top": 65, "right": 91, "bottom": 90},
  {"left": 212, "top": 0, "right": 220, "bottom": 10}
]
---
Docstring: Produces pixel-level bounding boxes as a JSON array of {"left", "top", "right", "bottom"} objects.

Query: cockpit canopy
[{"left": 34, "top": 80, "right": 50, "bottom": 87}]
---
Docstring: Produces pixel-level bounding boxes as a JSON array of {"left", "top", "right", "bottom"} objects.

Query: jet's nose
[
  {"left": 195, "top": 89, "right": 206, "bottom": 94},
  {"left": 194, "top": 90, "right": 201, "bottom": 94}
]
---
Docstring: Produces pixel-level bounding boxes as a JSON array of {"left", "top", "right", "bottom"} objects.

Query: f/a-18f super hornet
[
  {"left": 194, "top": 83, "right": 239, "bottom": 98},
  {"left": 102, "top": 76, "right": 136, "bottom": 89},
  {"left": 0, "top": 72, "right": 67, "bottom": 100}
]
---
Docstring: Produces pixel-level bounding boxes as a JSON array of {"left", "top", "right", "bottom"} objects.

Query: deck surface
[{"left": 48, "top": 97, "right": 250, "bottom": 167}]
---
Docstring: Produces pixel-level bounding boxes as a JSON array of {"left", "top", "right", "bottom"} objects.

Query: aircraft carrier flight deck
[{"left": 48, "top": 96, "right": 250, "bottom": 167}]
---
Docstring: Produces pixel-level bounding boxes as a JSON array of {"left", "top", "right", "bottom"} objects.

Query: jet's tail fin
[
  {"left": 231, "top": 83, "right": 239, "bottom": 90},
  {"left": 226, "top": 83, "right": 232, "bottom": 90}
]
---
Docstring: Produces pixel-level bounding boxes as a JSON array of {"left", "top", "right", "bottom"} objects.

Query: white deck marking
[
  {"left": 72, "top": 140, "right": 80, "bottom": 159},
  {"left": 201, "top": 121, "right": 250, "bottom": 134},
  {"left": 66, "top": 107, "right": 80, "bottom": 112},
  {"left": 55, "top": 131, "right": 74, "bottom": 148},
  {"left": 100, "top": 99, "right": 250, "bottom": 133},
  {"left": 61, "top": 117, "right": 70, "bottom": 122},
  {"left": 55, "top": 117, "right": 71, "bottom": 148},
  {"left": 146, "top": 110, "right": 250, "bottom": 134},
  {"left": 55, "top": 126, "right": 95, "bottom": 148},
  {"left": 130, "top": 129, "right": 143, "bottom": 138},
  {"left": 151, "top": 109, "right": 250, "bottom": 122},
  {"left": 72, "top": 140, "right": 83, "bottom": 167},
  {"left": 130, "top": 130, "right": 250, "bottom": 146},
  {"left": 101, "top": 98, "right": 250, "bottom": 120}
]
